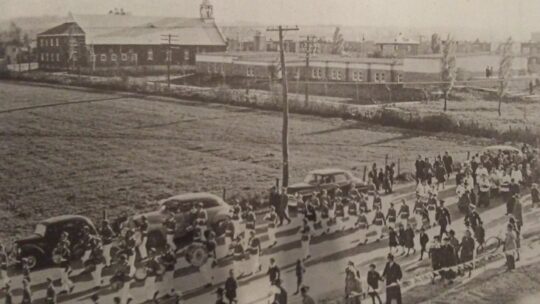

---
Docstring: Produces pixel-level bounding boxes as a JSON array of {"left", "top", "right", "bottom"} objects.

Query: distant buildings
[
  {"left": 196, "top": 51, "right": 528, "bottom": 83},
  {"left": 375, "top": 33, "right": 419, "bottom": 57},
  {"left": 36, "top": 0, "right": 227, "bottom": 70}
]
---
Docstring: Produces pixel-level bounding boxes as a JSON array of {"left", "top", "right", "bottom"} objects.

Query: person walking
[
  {"left": 45, "top": 277, "right": 58, "bottom": 304},
  {"left": 3, "top": 282, "right": 13, "bottom": 304},
  {"left": 224, "top": 269, "right": 238, "bottom": 304},
  {"left": 367, "top": 264, "right": 383, "bottom": 304},
  {"left": 405, "top": 223, "right": 416, "bottom": 256},
  {"left": 294, "top": 259, "right": 306, "bottom": 295},
  {"left": 503, "top": 223, "right": 518, "bottom": 272},
  {"left": 267, "top": 258, "right": 281, "bottom": 286},
  {"left": 264, "top": 206, "right": 279, "bottom": 247},
  {"left": 344, "top": 261, "right": 362, "bottom": 304},
  {"left": 246, "top": 230, "right": 262, "bottom": 276},
  {"left": 279, "top": 187, "right": 292, "bottom": 226},
  {"left": 436, "top": 200, "right": 451, "bottom": 238},
  {"left": 386, "top": 203, "right": 397, "bottom": 229},
  {"left": 355, "top": 208, "right": 369, "bottom": 245},
  {"left": 0, "top": 244, "right": 8, "bottom": 286},
  {"left": 21, "top": 279, "right": 32, "bottom": 304},
  {"left": 397, "top": 199, "right": 410, "bottom": 229},
  {"left": 532, "top": 183, "right": 540, "bottom": 208},
  {"left": 269, "top": 279, "right": 288, "bottom": 304},
  {"left": 443, "top": 152, "right": 453, "bottom": 179},
  {"left": 382, "top": 254, "right": 402, "bottom": 304},
  {"left": 215, "top": 287, "right": 227, "bottom": 304},
  {"left": 100, "top": 219, "right": 115, "bottom": 267},
  {"left": 300, "top": 219, "right": 312, "bottom": 261},
  {"left": 143, "top": 249, "right": 161, "bottom": 302},
  {"left": 372, "top": 207, "right": 386, "bottom": 241},
  {"left": 300, "top": 286, "right": 316, "bottom": 304},
  {"left": 137, "top": 216, "right": 149, "bottom": 260},
  {"left": 419, "top": 228, "right": 429, "bottom": 261},
  {"left": 460, "top": 230, "right": 475, "bottom": 264}
]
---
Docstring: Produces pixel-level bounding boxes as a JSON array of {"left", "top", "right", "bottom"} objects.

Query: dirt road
[{"left": 0, "top": 81, "right": 486, "bottom": 239}]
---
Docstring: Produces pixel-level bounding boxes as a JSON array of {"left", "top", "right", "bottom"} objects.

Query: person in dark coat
[
  {"left": 532, "top": 183, "right": 540, "bottom": 208},
  {"left": 382, "top": 254, "right": 402, "bottom": 304},
  {"left": 460, "top": 230, "right": 475, "bottom": 263},
  {"left": 429, "top": 236, "right": 442, "bottom": 282},
  {"left": 443, "top": 152, "right": 453, "bottom": 179},
  {"left": 367, "top": 264, "right": 383, "bottom": 304},
  {"left": 436, "top": 200, "right": 451, "bottom": 238},
  {"left": 224, "top": 269, "right": 238, "bottom": 304},
  {"left": 215, "top": 287, "right": 227, "bottom": 304},
  {"left": 279, "top": 188, "right": 292, "bottom": 226},
  {"left": 419, "top": 228, "right": 429, "bottom": 261},
  {"left": 388, "top": 227, "right": 399, "bottom": 254},
  {"left": 464, "top": 205, "right": 482, "bottom": 231},
  {"left": 404, "top": 224, "right": 416, "bottom": 256},
  {"left": 294, "top": 259, "right": 306, "bottom": 295},
  {"left": 440, "top": 237, "right": 457, "bottom": 284},
  {"left": 267, "top": 258, "right": 281, "bottom": 285},
  {"left": 398, "top": 225, "right": 407, "bottom": 255},
  {"left": 415, "top": 155, "right": 425, "bottom": 184}
]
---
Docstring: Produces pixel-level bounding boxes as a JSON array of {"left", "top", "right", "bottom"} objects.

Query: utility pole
[
  {"left": 161, "top": 34, "right": 179, "bottom": 89},
  {"left": 267, "top": 25, "right": 299, "bottom": 188},
  {"left": 302, "top": 35, "right": 317, "bottom": 105}
]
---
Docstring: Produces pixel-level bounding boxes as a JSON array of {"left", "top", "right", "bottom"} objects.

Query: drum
[
  {"left": 185, "top": 243, "right": 209, "bottom": 267},
  {"left": 134, "top": 267, "right": 148, "bottom": 281}
]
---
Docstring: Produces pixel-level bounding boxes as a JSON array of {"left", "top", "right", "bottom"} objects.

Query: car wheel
[
  {"left": 147, "top": 231, "right": 164, "bottom": 251},
  {"left": 22, "top": 251, "right": 40, "bottom": 270}
]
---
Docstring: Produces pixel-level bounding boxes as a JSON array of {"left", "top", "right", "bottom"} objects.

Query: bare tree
[
  {"left": 431, "top": 33, "right": 441, "bottom": 54},
  {"left": 498, "top": 37, "right": 513, "bottom": 116},
  {"left": 332, "top": 27, "right": 344, "bottom": 55},
  {"left": 441, "top": 35, "right": 456, "bottom": 111}
]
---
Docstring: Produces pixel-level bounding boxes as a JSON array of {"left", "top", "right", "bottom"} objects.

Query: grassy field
[
  {"left": 0, "top": 81, "right": 487, "bottom": 240},
  {"left": 392, "top": 97, "right": 540, "bottom": 136}
]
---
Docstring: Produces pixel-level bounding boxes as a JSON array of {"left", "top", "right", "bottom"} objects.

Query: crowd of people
[{"left": 0, "top": 145, "right": 538, "bottom": 304}]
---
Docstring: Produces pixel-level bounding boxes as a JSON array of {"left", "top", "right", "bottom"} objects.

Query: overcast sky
[{"left": 2, "top": 0, "right": 539, "bottom": 40}]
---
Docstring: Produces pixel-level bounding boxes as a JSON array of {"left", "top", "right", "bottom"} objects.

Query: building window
[
  {"left": 381, "top": 73, "right": 386, "bottom": 82},
  {"left": 50, "top": 39, "right": 54, "bottom": 46},
  {"left": 131, "top": 53, "right": 138, "bottom": 62},
  {"left": 213, "top": 64, "right": 219, "bottom": 73},
  {"left": 375, "top": 73, "right": 380, "bottom": 82},
  {"left": 111, "top": 54, "right": 117, "bottom": 62},
  {"left": 100, "top": 54, "right": 107, "bottom": 62},
  {"left": 207, "top": 64, "right": 212, "bottom": 74},
  {"left": 44, "top": 53, "right": 48, "bottom": 61},
  {"left": 312, "top": 68, "right": 318, "bottom": 79},
  {"left": 56, "top": 53, "right": 60, "bottom": 62},
  {"left": 247, "top": 67, "right": 254, "bottom": 77},
  {"left": 121, "top": 53, "right": 128, "bottom": 61},
  {"left": 184, "top": 50, "right": 190, "bottom": 61},
  {"left": 90, "top": 54, "right": 96, "bottom": 62},
  {"left": 336, "top": 70, "right": 342, "bottom": 80},
  {"left": 397, "top": 74, "right": 403, "bottom": 83},
  {"left": 55, "top": 38, "right": 59, "bottom": 46},
  {"left": 295, "top": 68, "right": 300, "bottom": 79},
  {"left": 147, "top": 49, "right": 153, "bottom": 61},
  {"left": 40, "top": 53, "right": 44, "bottom": 61}
]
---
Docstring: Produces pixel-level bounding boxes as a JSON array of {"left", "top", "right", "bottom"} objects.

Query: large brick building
[{"left": 37, "top": 0, "right": 227, "bottom": 70}]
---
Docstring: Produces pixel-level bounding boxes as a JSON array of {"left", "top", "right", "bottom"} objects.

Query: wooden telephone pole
[
  {"left": 161, "top": 34, "right": 179, "bottom": 89},
  {"left": 302, "top": 35, "right": 317, "bottom": 105},
  {"left": 267, "top": 25, "right": 299, "bottom": 188}
]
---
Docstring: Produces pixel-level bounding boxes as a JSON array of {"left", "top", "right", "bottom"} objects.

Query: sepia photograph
[{"left": 0, "top": 0, "right": 539, "bottom": 303}]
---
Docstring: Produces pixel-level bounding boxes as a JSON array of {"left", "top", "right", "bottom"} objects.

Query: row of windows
[
  {"left": 41, "top": 53, "right": 60, "bottom": 62},
  {"left": 40, "top": 38, "right": 60, "bottom": 47},
  {"left": 90, "top": 53, "right": 138, "bottom": 62},
  {"left": 207, "top": 63, "right": 224, "bottom": 74}
]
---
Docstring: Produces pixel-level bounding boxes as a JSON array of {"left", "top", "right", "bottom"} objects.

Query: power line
[{"left": 161, "top": 34, "right": 180, "bottom": 89}]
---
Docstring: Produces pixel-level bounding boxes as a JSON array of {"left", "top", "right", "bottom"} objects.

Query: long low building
[
  {"left": 196, "top": 51, "right": 529, "bottom": 83},
  {"left": 37, "top": 0, "right": 227, "bottom": 70}
]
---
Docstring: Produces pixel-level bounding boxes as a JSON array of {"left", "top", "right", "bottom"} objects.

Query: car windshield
[
  {"left": 304, "top": 174, "right": 320, "bottom": 184},
  {"left": 34, "top": 223, "right": 47, "bottom": 236}
]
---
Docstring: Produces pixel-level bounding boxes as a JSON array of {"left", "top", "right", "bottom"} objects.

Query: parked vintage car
[
  {"left": 14, "top": 215, "right": 98, "bottom": 269},
  {"left": 133, "top": 192, "right": 231, "bottom": 249},
  {"left": 287, "top": 168, "right": 374, "bottom": 206}
]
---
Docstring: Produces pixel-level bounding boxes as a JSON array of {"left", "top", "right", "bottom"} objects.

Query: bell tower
[{"left": 200, "top": 0, "right": 214, "bottom": 20}]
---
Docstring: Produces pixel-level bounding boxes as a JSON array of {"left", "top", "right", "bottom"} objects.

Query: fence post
[
  {"left": 397, "top": 158, "right": 401, "bottom": 176},
  {"left": 363, "top": 166, "right": 367, "bottom": 182}
]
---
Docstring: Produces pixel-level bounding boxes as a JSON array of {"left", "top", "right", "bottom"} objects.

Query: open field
[
  {"left": 392, "top": 97, "right": 540, "bottom": 135},
  {"left": 0, "top": 81, "right": 488, "bottom": 239}
]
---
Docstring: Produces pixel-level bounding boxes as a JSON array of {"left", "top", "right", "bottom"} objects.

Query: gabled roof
[
  {"left": 38, "top": 22, "right": 85, "bottom": 36},
  {"left": 60, "top": 14, "right": 227, "bottom": 46}
]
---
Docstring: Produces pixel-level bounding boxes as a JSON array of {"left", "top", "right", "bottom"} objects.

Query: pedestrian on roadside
[
  {"left": 443, "top": 151, "right": 453, "bottom": 179},
  {"left": 532, "top": 183, "right": 540, "bottom": 208},
  {"left": 372, "top": 207, "right": 386, "bottom": 241},
  {"left": 45, "top": 277, "right": 58, "bottom": 304},
  {"left": 300, "top": 219, "right": 312, "bottom": 261},
  {"left": 0, "top": 244, "right": 8, "bottom": 286},
  {"left": 225, "top": 269, "right": 238, "bottom": 304},
  {"left": 21, "top": 279, "right": 32, "bottom": 304},
  {"left": 418, "top": 228, "right": 429, "bottom": 261},
  {"left": 300, "top": 286, "right": 316, "bottom": 304},
  {"left": 215, "top": 287, "right": 227, "bottom": 304},
  {"left": 503, "top": 223, "right": 518, "bottom": 271},
  {"left": 404, "top": 223, "right": 416, "bottom": 256},
  {"left": 279, "top": 187, "right": 292, "bottom": 226},
  {"left": 386, "top": 203, "right": 397, "bottom": 229},
  {"left": 3, "top": 282, "right": 13, "bottom": 304},
  {"left": 436, "top": 200, "right": 451, "bottom": 238},
  {"left": 267, "top": 258, "right": 281, "bottom": 286},
  {"left": 269, "top": 279, "right": 288, "bottom": 304},
  {"left": 388, "top": 226, "right": 399, "bottom": 254},
  {"left": 367, "top": 264, "right": 383, "bottom": 304},
  {"left": 344, "top": 261, "right": 362, "bottom": 304},
  {"left": 460, "top": 230, "right": 475, "bottom": 263},
  {"left": 143, "top": 248, "right": 160, "bottom": 302},
  {"left": 382, "top": 254, "right": 402, "bottom": 304},
  {"left": 294, "top": 259, "right": 306, "bottom": 295},
  {"left": 264, "top": 206, "right": 279, "bottom": 248}
]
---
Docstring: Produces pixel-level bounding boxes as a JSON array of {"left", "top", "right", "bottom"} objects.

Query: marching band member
[
  {"left": 246, "top": 230, "right": 262, "bottom": 276},
  {"left": 196, "top": 202, "right": 209, "bottom": 227},
  {"left": 372, "top": 207, "right": 386, "bottom": 241},
  {"left": 3, "top": 282, "right": 13, "bottom": 304},
  {"left": 21, "top": 257, "right": 31, "bottom": 284},
  {"left": 327, "top": 196, "right": 337, "bottom": 233},
  {"left": 478, "top": 173, "right": 491, "bottom": 208},
  {"left": 45, "top": 277, "right": 58, "bottom": 304},
  {"left": 264, "top": 206, "right": 279, "bottom": 248},
  {"left": 199, "top": 231, "right": 217, "bottom": 287},
  {"left": 348, "top": 198, "right": 359, "bottom": 230},
  {"left": 54, "top": 238, "right": 74, "bottom": 294},
  {"left": 231, "top": 204, "right": 244, "bottom": 244},
  {"left": 224, "top": 217, "right": 235, "bottom": 256},
  {"left": 232, "top": 235, "right": 246, "bottom": 278},
  {"left": 413, "top": 198, "right": 424, "bottom": 229},
  {"left": 88, "top": 236, "right": 105, "bottom": 289},
  {"left": 144, "top": 248, "right": 161, "bottom": 302},
  {"left": 319, "top": 198, "right": 330, "bottom": 235},
  {"left": 397, "top": 199, "right": 410, "bottom": 229},
  {"left": 300, "top": 218, "right": 312, "bottom": 261},
  {"left": 427, "top": 192, "right": 438, "bottom": 226},
  {"left": 123, "top": 229, "right": 138, "bottom": 277},
  {"left": 164, "top": 213, "right": 177, "bottom": 252},
  {"left": 245, "top": 205, "right": 257, "bottom": 235},
  {"left": 0, "top": 244, "right": 9, "bottom": 286},
  {"left": 158, "top": 244, "right": 177, "bottom": 298},
  {"left": 137, "top": 216, "right": 149, "bottom": 260},
  {"left": 372, "top": 193, "right": 382, "bottom": 213},
  {"left": 21, "top": 278, "right": 32, "bottom": 304},
  {"left": 386, "top": 203, "right": 397, "bottom": 229},
  {"left": 100, "top": 219, "right": 115, "bottom": 267},
  {"left": 355, "top": 208, "right": 369, "bottom": 245},
  {"left": 358, "top": 193, "right": 369, "bottom": 213},
  {"left": 80, "top": 226, "right": 93, "bottom": 264},
  {"left": 113, "top": 254, "right": 133, "bottom": 304}
]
